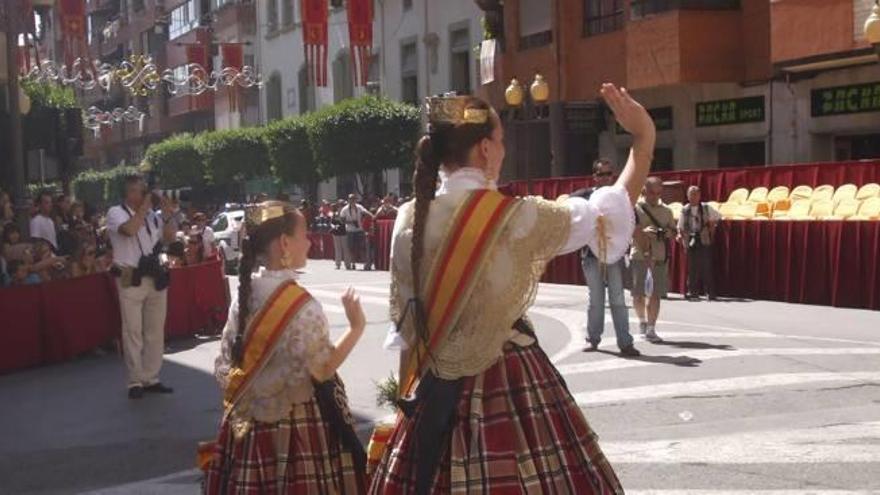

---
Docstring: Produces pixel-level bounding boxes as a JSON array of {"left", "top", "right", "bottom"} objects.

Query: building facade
[{"left": 477, "top": 0, "right": 880, "bottom": 181}]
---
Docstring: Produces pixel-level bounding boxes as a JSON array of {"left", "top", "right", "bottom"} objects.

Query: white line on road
[
  {"left": 603, "top": 421, "right": 880, "bottom": 464},
  {"left": 557, "top": 348, "right": 880, "bottom": 376},
  {"left": 574, "top": 372, "right": 880, "bottom": 406}
]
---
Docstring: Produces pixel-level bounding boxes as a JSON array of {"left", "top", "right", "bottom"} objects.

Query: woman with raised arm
[
  {"left": 203, "top": 201, "right": 368, "bottom": 494},
  {"left": 369, "top": 84, "right": 655, "bottom": 494}
]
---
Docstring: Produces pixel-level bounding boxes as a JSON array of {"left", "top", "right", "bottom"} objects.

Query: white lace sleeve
[
  {"left": 214, "top": 295, "right": 239, "bottom": 388},
  {"left": 297, "top": 300, "right": 334, "bottom": 379},
  {"left": 570, "top": 185, "right": 634, "bottom": 263}
]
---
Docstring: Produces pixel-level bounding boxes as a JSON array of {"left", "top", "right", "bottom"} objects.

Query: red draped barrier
[
  {"left": 0, "top": 285, "right": 44, "bottom": 373},
  {"left": 374, "top": 220, "right": 394, "bottom": 271},
  {"left": 308, "top": 232, "right": 335, "bottom": 260},
  {"left": 0, "top": 260, "right": 229, "bottom": 374},
  {"left": 501, "top": 160, "right": 880, "bottom": 202},
  {"left": 42, "top": 273, "right": 121, "bottom": 363}
]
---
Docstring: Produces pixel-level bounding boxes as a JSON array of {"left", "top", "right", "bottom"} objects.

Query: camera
[
  {"left": 155, "top": 187, "right": 192, "bottom": 202},
  {"left": 132, "top": 244, "right": 170, "bottom": 291}
]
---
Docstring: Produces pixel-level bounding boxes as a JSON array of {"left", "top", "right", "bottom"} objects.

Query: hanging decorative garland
[{"left": 83, "top": 106, "right": 147, "bottom": 134}]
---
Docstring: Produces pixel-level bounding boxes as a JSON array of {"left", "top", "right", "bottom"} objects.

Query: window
[
  {"left": 401, "top": 42, "right": 419, "bottom": 105},
  {"left": 281, "top": 0, "right": 295, "bottom": 27},
  {"left": 266, "top": 0, "right": 279, "bottom": 32},
  {"left": 169, "top": 0, "right": 199, "bottom": 40},
  {"left": 298, "top": 64, "right": 316, "bottom": 114},
  {"left": 519, "top": 0, "right": 552, "bottom": 50},
  {"left": 449, "top": 27, "right": 471, "bottom": 95},
  {"left": 584, "top": 0, "right": 624, "bottom": 36},
  {"left": 330, "top": 0, "right": 345, "bottom": 9},
  {"left": 718, "top": 141, "right": 765, "bottom": 168},
  {"left": 211, "top": 215, "right": 228, "bottom": 232},
  {"left": 652, "top": 147, "right": 674, "bottom": 171},
  {"left": 332, "top": 52, "right": 354, "bottom": 103},
  {"left": 630, "top": 0, "right": 740, "bottom": 19},
  {"left": 267, "top": 73, "right": 283, "bottom": 121},
  {"left": 834, "top": 134, "right": 880, "bottom": 161}
]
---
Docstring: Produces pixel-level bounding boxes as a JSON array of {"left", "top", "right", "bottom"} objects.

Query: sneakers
[
  {"left": 128, "top": 386, "right": 144, "bottom": 400},
  {"left": 619, "top": 345, "right": 641, "bottom": 357},
  {"left": 584, "top": 342, "right": 599, "bottom": 352},
  {"left": 645, "top": 325, "right": 662, "bottom": 343},
  {"left": 144, "top": 382, "right": 174, "bottom": 394}
]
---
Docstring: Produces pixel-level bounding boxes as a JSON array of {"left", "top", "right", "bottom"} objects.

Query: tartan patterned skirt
[
  {"left": 368, "top": 344, "right": 624, "bottom": 495},
  {"left": 204, "top": 398, "right": 366, "bottom": 495}
]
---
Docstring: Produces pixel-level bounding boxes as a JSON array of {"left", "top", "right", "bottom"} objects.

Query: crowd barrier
[
  {"left": 501, "top": 160, "right": 880, "bottom": 204},
  {"left": 0, "top": 260, "right": 228, "bottom": 374}
]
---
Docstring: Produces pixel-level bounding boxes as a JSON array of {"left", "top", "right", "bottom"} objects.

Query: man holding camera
[
  {"left": 678, "top": 185, "right": 720, "bottom": 300},
  {"left": 106, "top": 175, "right": 176, "bottom": 399},
  {"left": 631, "top": 177, "right": 676, "bottom": 343}
]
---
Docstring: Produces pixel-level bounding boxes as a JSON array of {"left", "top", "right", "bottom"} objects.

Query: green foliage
[
  {"left": 143, "top": 133, "right": 203, "bottom": 188},
  {"left": 196, "top": 127, "right": 270, "bottom": 185},
  {"left": 374, "top": 373, "right": 400, "bottom": 412},
  {"left": 71, "top": 164, "right": 140, "bottom": 207},
  {"left": 20, "top": 79, "right": 78, "bottom": 109},
  {"left": 263, "top": 116, "right": 319, "bottom": 185},
  {"left": 309, "top": 96, "right": 421, "bottom": 179}
]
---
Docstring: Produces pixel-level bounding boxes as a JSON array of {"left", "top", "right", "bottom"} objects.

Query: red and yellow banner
[
  {"left": 59, "top": 0, "right": 87, "bottom": 65},
  {"left": 346, "top": 0, "right": 373, "bottom": 87},
  {"left": 401, "top": 190, "right": 519, "bottom": 395},
  {"left": 220, "top": 43, "right": 244, "bottom": 111},
  {"left": 301, "top": 0, "right": 329, "bottom": 86}
]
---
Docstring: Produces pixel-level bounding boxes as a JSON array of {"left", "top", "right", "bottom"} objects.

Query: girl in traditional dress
[
  {"left": 204, "top": 201, "right": 368, "bottom": 494},
  {"left": 369, "top": 84, "right": 655, "bottom": 494}
]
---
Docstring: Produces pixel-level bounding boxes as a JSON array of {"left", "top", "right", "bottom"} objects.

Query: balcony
[
  {"left": 87, "top": 0, "right": 121, "bottom": 15},
  {"left": 168, "top": 92, "right": 213, "bottom": 118},
  {"left": 630, "top": 0, "right": 740, "bottom": 19}
]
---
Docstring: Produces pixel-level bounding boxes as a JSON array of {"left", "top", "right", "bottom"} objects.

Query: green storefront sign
[
  {"left": 811, "top": 82, "right": 880, "bottom": 117},
  {"left": 695, "top": 96, "right": 765, "bottom": 127},
  {"left": 616, "top": 107, "right": 673, "bottom": 134}
]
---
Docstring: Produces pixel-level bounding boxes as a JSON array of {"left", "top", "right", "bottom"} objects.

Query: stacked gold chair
[
  {"left": 747, "top": 186, "right": 769, "bottom": 203},
  {"left": 777, "top": 199, "right": 812, "bottom": 220},
  {"left": 726, "top": 188, "right": 750, "bottom": 204},
  {"left": 719, "top": 201, "right": 741, "bottom": 219},
  {"left": 809, "top": 199, "right": 834, "bottom": 219},
  {"left": 829, "top": 199, "right": 861, "bottom": 220},
  {"left": 767, "top": 186, "right": 791, "bottom": 214}
]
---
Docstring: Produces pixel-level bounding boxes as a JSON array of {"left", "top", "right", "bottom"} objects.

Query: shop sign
[
  {"left": 617, "top": 106, "right": 673, "bottom": 134},
  {"left": 811, "top": 82, "right": 880, "bottom": 117},
  {"left": 695, "top": 96, "right": 764, "bottom": 127}
]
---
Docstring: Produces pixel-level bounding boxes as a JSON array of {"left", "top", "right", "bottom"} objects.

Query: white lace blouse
[{"left": 215, "top": 268, "right": 333, "bottom": 423}]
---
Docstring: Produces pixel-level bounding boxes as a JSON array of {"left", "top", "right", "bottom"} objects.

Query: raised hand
[
  {"left": 341, "top": 287, "right": 366, "bottom": 331},
  {"left": 600, "top": 83, "right": 655, "bottom": 140}
]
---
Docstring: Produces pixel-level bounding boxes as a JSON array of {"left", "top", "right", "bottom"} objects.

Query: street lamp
[
  {"left": 505, "top": 78, "right": 524, "bottom": 107},
  {"left": 530, "top": 73, "right": 549, "bottom": 104},
  {"left": 866, "top": 0, "right": 880, "bottom": 57}
]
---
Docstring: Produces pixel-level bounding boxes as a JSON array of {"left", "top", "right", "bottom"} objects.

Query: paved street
[{"left": 2, "top": 259, "right": 880, "bottom": 494}]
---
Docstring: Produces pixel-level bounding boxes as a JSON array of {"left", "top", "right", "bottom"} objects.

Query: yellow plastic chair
[
  {"left": 832, "top": 184, "right": 857, "bottom": 205},
  {"left": 856, "top": 197, "right": 880, "bottom": 219},
  {"left": 767, "top": 186, "right": 790, "bottom": 203},
  {"left": 780, "top": 199, "right": 812, "bottom": 220},
  {"left": 812, "top": 184, "right": 834, "bottom": 202},
  {"left": 829, "top": 199, "right": 860, "bottom": 220},
  {"left": 790, "top": 185, "right": 813, "bottom": 201},
  {"left": 856, "top": 183, "right": 880, "bottom": 200},
  {"left": 719, "top": 202, "right": 740, "bottom": 219},
  {"left": 734, "top": 203, "right": 769, "bottom": 220},
  {"left": 726, "top": 188, "right": 749, "bottom": 205},
  {"left": 809, "top": 199, "right": 834, "bottom": 219},
  {"left": 747, "top": 187, "right": 769, "bottom": 203}
]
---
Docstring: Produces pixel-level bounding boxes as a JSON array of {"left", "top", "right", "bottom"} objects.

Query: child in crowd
[{"left": 7, "top": 260, "right": 41, "bottom": 286}]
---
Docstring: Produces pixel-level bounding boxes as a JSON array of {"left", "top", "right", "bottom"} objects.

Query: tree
[
  {"left": 263, "top": 116, "right": 319, "bottom": 198},
  {"left": 143, "top": 133, "right": 203, "bottom": 189},
  {"left": 309, "top": 96, "right": 420, "bottom": 196},
  {"left": 196, "top": 127, "right": 270, "bottom": 186}
]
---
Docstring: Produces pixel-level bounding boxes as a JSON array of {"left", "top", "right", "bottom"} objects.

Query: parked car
[{"left": 212, "top": 210, "right": 244, "bottom": 274}]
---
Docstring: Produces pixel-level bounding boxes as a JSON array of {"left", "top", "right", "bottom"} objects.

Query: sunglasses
[
  {"left": 85, "top": 250, "right": 96, "bottom": 255},
  {"left": 595, "top": 172, "right": 613, "bottom": 178}
]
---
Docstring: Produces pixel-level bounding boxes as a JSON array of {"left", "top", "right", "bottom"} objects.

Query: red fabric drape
[
  {"left": 374, "top": 220, "right": 394, "bottom": 271},
  {"left": 220, "top": 43, "right": 244, "bottom": 111},
  {"left": 307, "top": 232, "right": 335, "bottom": 260},
  {"left": 58, "top": 0, "right": 87, "bottom": 66},
  {"left": 301, "top": 0, "right": 329, "bottom": 86},
  {"left": 185, "top": 44, "right": 208, "bottom": 66},
  {"left": 0, "top": 261, "right": 229, "bottom": 375},
  {"left": 346, "top": 0, "right": 373, "bottom": 86},
  {"left": 502, "top": 160, "right": 880, "bottom": 202}
]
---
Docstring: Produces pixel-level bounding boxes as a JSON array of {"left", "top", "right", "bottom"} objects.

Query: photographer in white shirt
[{"left": 106, "top": 175, "right": 176, "bottom": 399}]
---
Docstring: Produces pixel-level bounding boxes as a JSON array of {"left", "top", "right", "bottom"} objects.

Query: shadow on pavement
[
  {"left": 0, "top": 337, "right": 374, "bottom": 494},
  {"left": 654, "top": 340, "right": 737, "bottom": 351}
]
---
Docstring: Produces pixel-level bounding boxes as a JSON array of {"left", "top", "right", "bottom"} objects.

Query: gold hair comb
[
  {"left": 245, "top": 203, "right": 286, "bottom": 226},
  {"left": 425, "top": 93, "right": 489, "bottom": 126}
]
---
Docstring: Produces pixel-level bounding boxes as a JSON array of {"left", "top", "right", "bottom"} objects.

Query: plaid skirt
[
  {"left": 204, "top": 398, "right": 366, "bottom": 495},
  {"left": 369, "top": 344, "right": 624, "bottom": 495}
]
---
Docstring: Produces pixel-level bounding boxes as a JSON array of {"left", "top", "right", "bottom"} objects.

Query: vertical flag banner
[
  {"left": 59, "top": 0, "right": 88, "bottom": 66},
  {"left": 346, "top": 0, "right": 373, "bottom": 87},
  {"left": 301, "top": 0, "right": 329, "bottom": 86},
  {"left": 221, "top": 43, "right": 244, "bottom": 111},
  {"left": 480, "top": 39, "right": 497, "bottom": 85}
]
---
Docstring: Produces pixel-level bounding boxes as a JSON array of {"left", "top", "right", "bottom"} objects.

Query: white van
[{"left": 212, "top": 210, "right": 245, "bottom": 273}]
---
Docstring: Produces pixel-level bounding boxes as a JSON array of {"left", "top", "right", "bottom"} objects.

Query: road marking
[
  {"left": 573, "top": 372, "right": 880, "bottom": 406},
  {"left": 603, "top": 421, "right": 880, "bottom": 464},
  {"left": 557, "top": 348, "right": 880, "bottom": 376}
]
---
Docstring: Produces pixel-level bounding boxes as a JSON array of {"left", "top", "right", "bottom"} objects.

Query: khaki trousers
[{"left": 117, "top": 277, "right": 168, "bottom": 389}]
